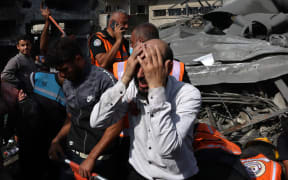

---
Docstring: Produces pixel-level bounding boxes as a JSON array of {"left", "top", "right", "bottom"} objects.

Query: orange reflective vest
[
  {"left": 241, "top": 154, "right": 282, "bottom": 180},
  {"left": 193, "top": 123, "right": 242, "bottom": 155},
  {"left": 170, "top": 60, "right": 185, "bottom": 81},
  {"left": 112, "top": 60, "right": 185, "bottom": 81},
  {"left": 88, "top": 32, "right": 129, "bottom": 72}
]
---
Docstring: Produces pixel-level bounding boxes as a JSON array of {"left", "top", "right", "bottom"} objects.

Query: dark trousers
[
  {"left": 194, "top": 149, "right": 251, "bottom": 180},
  {"left": 127, "top": 164, "right": 196, "bottom": 180}
]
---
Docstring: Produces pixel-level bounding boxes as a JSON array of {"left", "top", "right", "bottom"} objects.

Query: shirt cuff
[
  {"left": 148, "top": 87, "right": 166, "bottom": 105},
  {"left": 113, "top": 80, "right": 127, "bottom": 97}
]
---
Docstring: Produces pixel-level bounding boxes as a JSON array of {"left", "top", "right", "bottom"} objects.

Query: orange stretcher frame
[
  {"left": 48, "top": 16, "right": 66, "bottom": 36},
  {"left": 40, "top": 1, "right": 66, "bottom": 37},
  {"left": 64, "top": 159, "right": 107, "bottom": 180}
]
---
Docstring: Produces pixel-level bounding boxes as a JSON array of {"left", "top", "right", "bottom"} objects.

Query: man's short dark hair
[
  {"left": 16, "top": 34, "right": 32, "bottom": 44},
  {"left": 133, "top": 23, "right": 159, "bottom": 42},
  {"left": 46, "top": 37, "right": 82, "bottom": 67},
  {"left": 164, "top": 46, "right": 174, "bottom": 61}
]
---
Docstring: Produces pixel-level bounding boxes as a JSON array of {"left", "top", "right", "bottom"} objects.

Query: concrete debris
[{"left": 160, "top": 0, "right": 288, "bottom": 145}]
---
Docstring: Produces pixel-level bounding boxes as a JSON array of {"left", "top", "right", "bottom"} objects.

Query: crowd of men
[{"left": 1, "top": 8, "right": 288, "bottom": 180}]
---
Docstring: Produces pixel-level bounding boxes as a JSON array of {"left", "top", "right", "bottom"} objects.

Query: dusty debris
[{"left": 159, "top": 0, "right": 288, "bottom": 146}]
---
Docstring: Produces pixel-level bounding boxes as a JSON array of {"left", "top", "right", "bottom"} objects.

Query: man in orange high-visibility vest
[
  {"left": 88, "top": 10, "right": 129, "bottom": 72},
  {"left": 241, "top": 138, "right": 283, "bottom": 180},
  {"left": 193, "top": 123, "right": 251, "bottom": 180},
  {"left": 113, "top": 22, "right": 191, "bottom": 83}
]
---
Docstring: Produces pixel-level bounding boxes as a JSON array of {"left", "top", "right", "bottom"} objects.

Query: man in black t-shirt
[{"left": 88, "top": 10, "right": 129, "bottom": 72}]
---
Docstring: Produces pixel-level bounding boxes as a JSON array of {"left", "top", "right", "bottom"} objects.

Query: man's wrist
[
  {"left": 121, "top": 74, "right": 131, "bottom": 87},
  {"left": 115, "top": 36, "right": 123, "bottom": 43},
  {"left": 87, "top": 153, "right": 98, "bottom": 161},
  {"left": 148, "top": 81, "right": 165, "bottom": 89}
]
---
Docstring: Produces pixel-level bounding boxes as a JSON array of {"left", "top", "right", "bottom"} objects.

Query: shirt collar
[{"left": 133, "top": 76, "right": 175, "bottom": 103}]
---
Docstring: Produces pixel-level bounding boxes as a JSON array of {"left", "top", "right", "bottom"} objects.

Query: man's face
[
  {"left": 133, "top": 40, "right": 170, "bottom": 96},
  {"left": 56, "top": 60, "right": 81, "bottom": 82},
  {"left": 17, "top": 40, "right": 31, "bottom": 56},
  {"left": 134, "top": 64, "right": 149, "bottom": 96},
  {"left": 115, "top": 13, "right": 129, "bottom": 31}
]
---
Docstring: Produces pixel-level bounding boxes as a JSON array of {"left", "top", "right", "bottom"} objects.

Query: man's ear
[
  {"left": 165, "top": 59, "right": 173, "bottom": 75},
  {"left": 135, "top": 39, "right": 144, "bottom": 47}
]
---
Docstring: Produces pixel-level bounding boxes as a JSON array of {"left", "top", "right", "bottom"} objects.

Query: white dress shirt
[{"left": 90, "top": 76, "right": 201, "bottom": 180}]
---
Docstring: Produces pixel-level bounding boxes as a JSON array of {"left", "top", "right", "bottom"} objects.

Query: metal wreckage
[{"left": 160, "top": 0, "right": 288, "bottom": 147}]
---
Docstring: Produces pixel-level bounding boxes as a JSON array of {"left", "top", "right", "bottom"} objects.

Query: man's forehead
[
  {"left": 113, "top": 13, "right": 128, "bottom": 21},
  {"left": 145, "top": 40, "right": 166, "bottom": 52},
  {"left": 18, "top": 40, "right": 31, "bottom": 45}
]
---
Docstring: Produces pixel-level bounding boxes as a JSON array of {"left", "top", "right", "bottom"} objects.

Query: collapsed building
[{"left": 161, "top": 0, "right": 288, "bottom": 147}]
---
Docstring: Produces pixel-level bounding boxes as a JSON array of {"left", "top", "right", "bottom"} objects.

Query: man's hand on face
[
  {"left": 121, "top": 43, "right": 143, "bottom": 86},
  {"left": 114, "top": 24, "right": 125, "bottom": 42},
  {"left": 138, "top": 44, "right": 170, "bottom": 89}
]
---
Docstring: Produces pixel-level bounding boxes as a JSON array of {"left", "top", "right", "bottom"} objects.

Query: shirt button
[
  {"left": 151, "top": 114, "right": 154, "bottom": 117},
  {"left": 148, "top": 129, "right": 151, "bottom": 132},
  {"left": 148, "top": 147, "right": 151, "bottom": 150},
  {"left": 148, "top": 161, "right": 152, "bottom": 164},
  {"left": 120, "top": 91, "right": 123, "bottom": 94},
  {"left": 150, "top": 96, "right": 153, "bottom": 100},
  {"left": 110, "top": 103, "right": 113, "bottom": 106}
]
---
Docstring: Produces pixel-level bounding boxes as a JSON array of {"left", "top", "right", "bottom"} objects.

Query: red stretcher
[{"left": 64, "top": 159, "right": 108, "bottom": 180}]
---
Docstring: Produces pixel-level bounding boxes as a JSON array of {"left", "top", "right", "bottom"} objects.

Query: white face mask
[{"left": 129, "top": 47, "right": 133, "bottom": 55}]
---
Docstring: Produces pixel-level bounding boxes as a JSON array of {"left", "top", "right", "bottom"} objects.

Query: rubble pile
[
  {"left": 197, "top": 82, "right": 288, "bottom": 147},
  {"left": 161, "top": 0, "right": 288, "bottom": 145}
]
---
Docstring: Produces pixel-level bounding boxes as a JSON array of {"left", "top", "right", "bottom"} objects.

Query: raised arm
[
  {"left": 40, "top": 7, "right": 51, "bottom": 54},
  {"left": 90, "top": 44, "right": 143, "bottom": 128}
]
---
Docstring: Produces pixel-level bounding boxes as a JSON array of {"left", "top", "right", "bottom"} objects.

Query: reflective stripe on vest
[
  {"left": 170, "top": 60, "right": 185, "bottom": 81},
  {"left": 113, "top": 61, "right": 127, "bottom": 80},
  {"left": 33, "top": 72, "right": 66, "bottom": 106},
  {"left": 88, "top": 32, "right": 128, "bottom": 71},
  {"left": 113, "top": 60, "right": 184, "bottom": 81},
  {"left": 193, "top": 123, "right": 242, "bottom": 155},
  {"left": 241, "top": 154, "right": 282, "bottom": 180}
]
